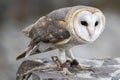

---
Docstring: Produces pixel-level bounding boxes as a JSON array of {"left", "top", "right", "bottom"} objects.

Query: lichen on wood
[{"left": 16, "top": 57, "right": 120, "bottom": 80}]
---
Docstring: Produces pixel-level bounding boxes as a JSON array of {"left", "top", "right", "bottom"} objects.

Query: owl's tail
[
  {"left": 16, "top": 43, "right": 40, "bottom": 60},
  {"left": 16, "top": 46, "right": 32, "bottom": 60}
]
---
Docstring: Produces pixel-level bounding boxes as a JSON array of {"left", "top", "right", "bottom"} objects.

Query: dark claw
[
  {"left": 70, "top": 59, "right": 94, "bottom": 72},
  {"left": 35, "top": 49, "right": 41, "bottom": 53},
  {"left": 70, "top": 59, "right": 79, "bottom": 67}
]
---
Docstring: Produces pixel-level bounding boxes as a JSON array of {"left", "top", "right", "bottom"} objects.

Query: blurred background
[{"left": 0, "top": 0, "right": 120, "bottom": 80}]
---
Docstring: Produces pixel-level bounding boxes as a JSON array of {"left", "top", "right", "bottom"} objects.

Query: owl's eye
[
  {"left": 81, "top": 21, "right": 88, "bottom": 26},
  {"left": 95, "top": 21, "right": 99, "bottom": 26}
]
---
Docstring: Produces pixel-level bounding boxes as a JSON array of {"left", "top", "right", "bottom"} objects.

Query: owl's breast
[{"left": 55, "top": 35, "right": 85, "bottom": 49}]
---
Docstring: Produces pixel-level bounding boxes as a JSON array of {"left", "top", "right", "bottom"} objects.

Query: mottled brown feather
[{"left": 16, "top": 17, "right": 71, "bottom": 60}]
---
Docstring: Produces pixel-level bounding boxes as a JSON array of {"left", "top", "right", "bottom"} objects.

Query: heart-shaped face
[{"left": 68, "top": 7, "right": 105, "bottom": 43}]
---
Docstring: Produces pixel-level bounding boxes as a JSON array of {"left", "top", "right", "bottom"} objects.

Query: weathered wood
[{"left": 32, "top": 57, "right": 120, "bottom": 80}]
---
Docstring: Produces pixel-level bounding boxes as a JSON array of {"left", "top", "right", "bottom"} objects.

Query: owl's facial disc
[{"left": 73, "top": 10, "right": 105, "bottom": 42}]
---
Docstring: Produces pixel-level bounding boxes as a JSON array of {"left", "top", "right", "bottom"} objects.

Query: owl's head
[{"left": 66, "top": 6, "right": 105, "bottom": 43}]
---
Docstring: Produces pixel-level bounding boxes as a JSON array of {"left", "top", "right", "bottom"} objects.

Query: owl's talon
[
  {"left": 70, "top": 59, "right": 94, "bottom": 72},
  {"left": 56, "top": 68, "right": 74, "bottom": 76},
  {"left": 51, "top": 56, "right": 74, "bottom": 75},
  {"left": 51, "top": 56, "right": 61, "bottom": 68},
  {"left": 51, "top": 56, "right": 69, "bottom": 68},
  {"left": 70, "top": 59, "right": 79, "bottom": 67},
  {"left": 76, "top": 65, "right": 94, "bottom": 72}
]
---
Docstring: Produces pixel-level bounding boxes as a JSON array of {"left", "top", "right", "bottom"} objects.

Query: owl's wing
[
  {"left": 22, "top": 6, "right": 73, "bottom": 44},
  {"left": 16, "top": 12, "right": 71, "bottom": 60},
  {"left": 30, "top": 18, "right": 71, "bottom": 43}
]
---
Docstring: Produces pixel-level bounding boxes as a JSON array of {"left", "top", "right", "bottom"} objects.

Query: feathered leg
[
  {"left": 66, "top": 49, "right": 93, "bottom": 72},
  {"left": 55, "top": 48, "right": 73, "bottom": 75}
]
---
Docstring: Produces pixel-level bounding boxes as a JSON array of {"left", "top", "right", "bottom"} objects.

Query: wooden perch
[{"left": 31, "top": 57, "right": 120, "bottom": 80}]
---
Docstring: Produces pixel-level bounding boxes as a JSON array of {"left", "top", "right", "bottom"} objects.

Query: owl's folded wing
[{"left": 16, "top": 15, "right": 71, "bottom": 60}]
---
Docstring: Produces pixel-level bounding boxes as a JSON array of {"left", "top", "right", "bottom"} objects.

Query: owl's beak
[{"left": 86, "top": 27, "right": 94, "bottom": 39}]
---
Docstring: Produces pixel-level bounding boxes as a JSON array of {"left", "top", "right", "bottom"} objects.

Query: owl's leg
[
  {"left": 57, "top": 48, "right": 73, "bottom": 75},
  {"left": 65, "top": 49, "right": 75, "bottom": 60},
  {"left": 65, "top": 49, "right": 79, "bottom": 67},
  {"left": 59, "top": 48, "right": 66, "bottom": 63},
  {"left": 66, "top": 49, "right": 93, "bottom": 72}
]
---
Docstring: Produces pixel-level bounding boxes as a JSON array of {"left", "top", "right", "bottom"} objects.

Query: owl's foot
[
  {"left": 70, "top": 59, "right": 94, "bottom": 72},
  {"left": 51, "top": 56, "right": 73, "bottom": 75},
  {"left": 56, "top": 68, "right": 73, "bottom": 76}
]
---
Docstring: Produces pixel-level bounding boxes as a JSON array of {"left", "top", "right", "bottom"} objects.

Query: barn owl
[{"left": 16, "top": 6, "right": 105, "bottom": 73}]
